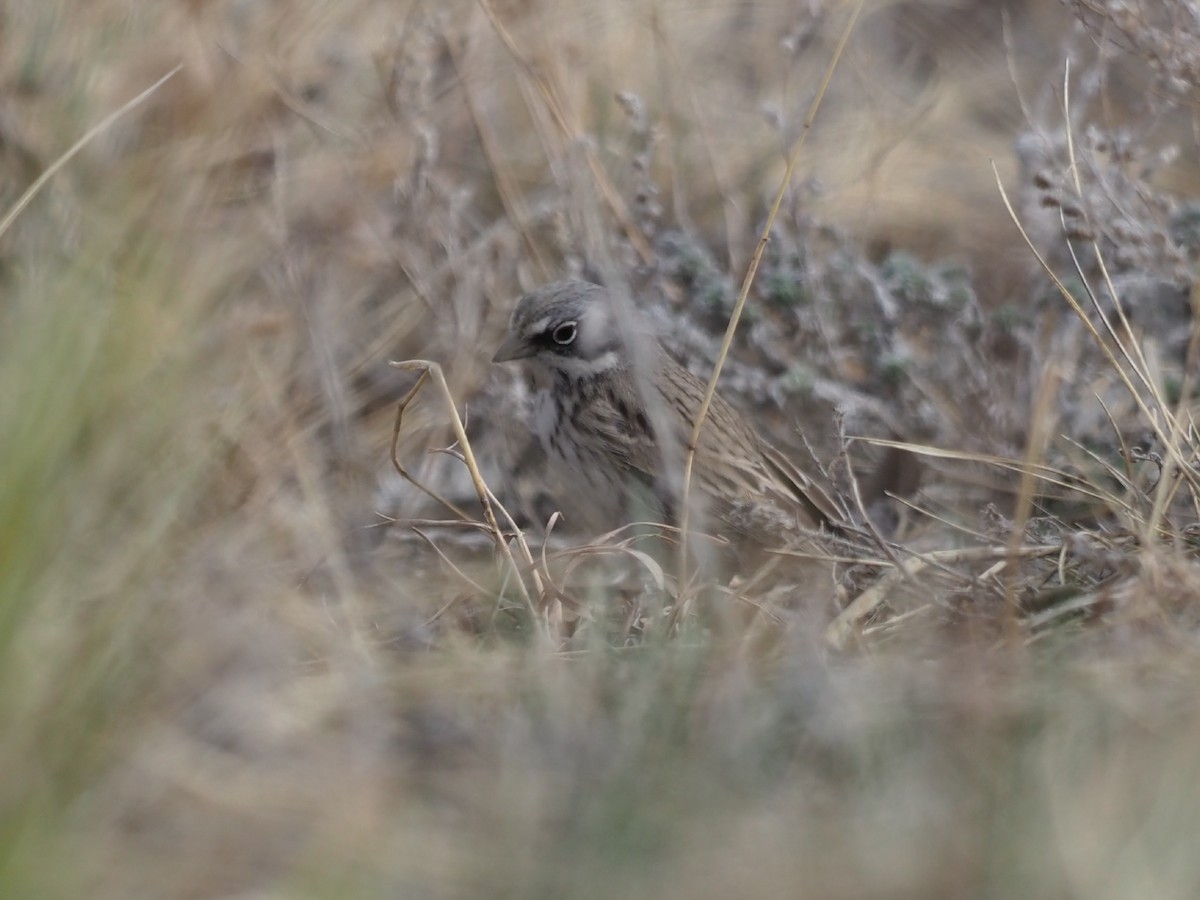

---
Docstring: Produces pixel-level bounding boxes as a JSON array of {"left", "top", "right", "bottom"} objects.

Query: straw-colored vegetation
[{"left": 2, "top": 1, "right": 1199, "bottom": 897}]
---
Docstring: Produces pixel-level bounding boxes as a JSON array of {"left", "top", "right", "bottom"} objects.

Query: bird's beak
[{"left": 491, "top": 334, "right": 535, "bottom": 363}]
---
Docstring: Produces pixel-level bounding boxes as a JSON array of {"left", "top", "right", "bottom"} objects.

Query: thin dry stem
[
  {"left": 389, "top": 367, "right": 473, "bottom": 521},
  {"left": 388, "top": 359, "right": 547, "bottom": 635},
  {"left": 444, "top": 26, "right": 552, "bottom": 281},
  {"left": 477, "top": 0, "right": 653, "bottom": 263},
  {"left": 1004, "top": 363, "right": 1063, "bottom": 613},
  {"left": 991, "top": 154, "right": 1200, "bottom": 544},
  {"left": 843, "top": 438, "right": 906, "bottom": 572},
  {"left": 672, "top": 0, "right": 866, "bottom": 625},
  {"left": 411, "top": 527, "right": 493, "bottom": 597},
  {"left": 826, "top": 545, "right": 1061, "bottom": 650},
  {"left": 1060, "top": 61, "right": 1160, "bottom": 406},
  {"left": 866, "top": 438, "right": 1140, "bottom": 522},
  {"left": 0, "top": 65, "right": 182, "bottom": 241}
]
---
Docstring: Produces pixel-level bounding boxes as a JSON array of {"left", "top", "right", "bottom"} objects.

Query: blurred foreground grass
[
  {"left": 2, "top": 1, "right": 1200, "bottom": 898},
  {"left": 0, "top": 165, "right": 213, "bottom": 893}
]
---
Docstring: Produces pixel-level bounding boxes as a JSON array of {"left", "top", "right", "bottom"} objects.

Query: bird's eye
[{"left": 551, "top": 321, "right": 577, "bottom": 345}]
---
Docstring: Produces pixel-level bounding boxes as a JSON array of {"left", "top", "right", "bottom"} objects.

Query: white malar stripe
[
  {"left": 531, "top": 389, "right": 558, "bottom": 445},
  {"left": 551, "top": 350, "right": 621, "bottom": 377}
]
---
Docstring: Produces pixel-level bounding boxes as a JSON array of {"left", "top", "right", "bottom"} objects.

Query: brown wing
[
  {"left": 754, "top": 434, "right": 846, "bottom": 529},
  {"left": 652, "top": 356, "right": 845, "bottom": 533}
]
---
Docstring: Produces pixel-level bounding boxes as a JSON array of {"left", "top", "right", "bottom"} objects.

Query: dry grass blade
[
  {"left": 550, "top": 540, "right": 675, "bottom": 641},
  {"left": 1056, "top": 62, "right": 1200, "bottom": 534},
  {"left": 825, "top": 545, "right": 1061, "bottom": 650},
  {"left": 1058, "top": 61, "right": 1159, "bottom": 406},
  {"left": 410, "top": 527, "right": 492, "bottom": 598},
  {"left": 389, "top": 367, "right": 473, "bottom": 522},
  {"left": 1060, "top": 435, "right": 1140, "bottom": 498},
  {"left": 0, "top": 64, "right": 182, "bottom": 241},
  {"left": 673, "top": 0, "right": 867, "bottom": 624},
  {"left": 842, "top": 437, "right": 906, "bottom": 572},
  {"left": 553, "top": 543, "right": 670, "bottom": 596},
  {"left": 443, "top": 26, "right": 551, "bottom": 280},
  {"left": 990, "top": 156, "right": 1200, "bottom": 540},
  {"left": 540, "top": 511, "right": 562, "bottom": 584},
  {"left": 388, "top": 359, "right": 548, "bottom": 637},
  {"left": 1004, "top": 361, "right": 1063, "bottom": 612},
  {"left": 1024, "top": 580, "right": 1120, "bottom": 633},
  {"left": 476, "top": 0, "right": 653, "bottom": 264},
  {"left": 862, "top": 437, "right": 1140, "bottom": 521}
]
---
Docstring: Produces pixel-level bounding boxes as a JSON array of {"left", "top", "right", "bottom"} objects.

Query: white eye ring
[{"left": 552, "top": 321, "right": 577, "bottom": 345}]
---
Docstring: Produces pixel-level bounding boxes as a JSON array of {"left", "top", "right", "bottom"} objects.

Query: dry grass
[{"left": 2, "top": 0, "right": 1200, "bottom": 897}]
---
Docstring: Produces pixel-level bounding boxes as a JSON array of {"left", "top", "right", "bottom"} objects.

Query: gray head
[{"left": 492, "top": 280, "right": 627, "bottom": 376}]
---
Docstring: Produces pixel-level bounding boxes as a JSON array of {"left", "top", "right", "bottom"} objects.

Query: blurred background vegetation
[{"left": 1, "top": 0, "right": 1199, "bottom": 897}]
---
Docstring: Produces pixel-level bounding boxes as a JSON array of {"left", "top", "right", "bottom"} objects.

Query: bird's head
[{"left": 491, "top": 280, "right": 625, "bottom": 377}]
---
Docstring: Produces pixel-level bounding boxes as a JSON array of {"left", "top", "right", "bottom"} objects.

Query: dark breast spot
[
  {"left": 633, "top": 409, "right": 651, "bottom": 436},
  {"left": 613, "top": 396, "right": 631, "bottom": 425},
  {"left": 608, "top": 392, "right": 653, "bottom": 440}
]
